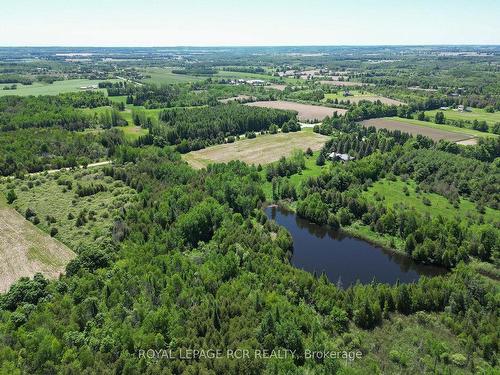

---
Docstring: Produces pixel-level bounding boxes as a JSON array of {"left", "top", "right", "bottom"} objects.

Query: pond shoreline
[{"left": 263, "top": 201, "right": 448, "bottom": 285}]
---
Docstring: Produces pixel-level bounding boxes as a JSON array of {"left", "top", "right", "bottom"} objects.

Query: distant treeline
[
  {"left": 222, "top": 66, "right": 265, "bottom": 74},
  {"left": 0, "top": 74, "right": 33, "bottom": 85},
  {"left": 171, "top": 67, "right": 218, "bottom": 76},
  {"left": 0, "top": 128, "right": 124, "bottom": 176},
  {"left": 0, "top": 92, "right": 110, "bottom": 131}
]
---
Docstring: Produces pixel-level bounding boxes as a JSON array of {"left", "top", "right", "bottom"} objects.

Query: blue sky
[{"left": 1, "top": 0, "right": 499, "bottom": 46}]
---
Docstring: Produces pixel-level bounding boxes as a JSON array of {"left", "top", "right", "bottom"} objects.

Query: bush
[
  {"left": 6, "top": 189, "right": 17, "bottom": 204},
  {"left": 50, "top": 227, "right": 58, "bottom": 237}
]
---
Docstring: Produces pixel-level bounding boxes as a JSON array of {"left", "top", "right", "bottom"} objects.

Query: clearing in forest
[
  {"left": 183, "top": 130, "right": 329, "bottom": 168},
  {"left": 245, "top": 100, "right": 347, "bottom": 121},
  {"left": 361, "top": 118, "right": 481, "bottom": 142},
  {"left": 0, "top": 198, "right": 75, "bottom": 293}
]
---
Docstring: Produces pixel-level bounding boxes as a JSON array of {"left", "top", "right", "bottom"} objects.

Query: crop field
[
  {"left": 183, "top": 130, "right": 329, "bottom": 168},
  {"left": 0, "top": 79, "right": 117, "bottom": 97},
  {"left": 245, "top": 100, "right": 347, "bottom": 121},
  {"left": 426, "top": 108, "right": 500, "bottom": 126},
  {"left": 361, "top": 117, "right": 486, "bottom": 142},
  {"left": 0, "top": 196, "right": 75, "bottom": 293},
  {"left": 324, "top": 91, "right": 404, "bottom": 105}
]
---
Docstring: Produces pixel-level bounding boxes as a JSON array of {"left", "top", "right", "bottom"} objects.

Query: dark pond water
[{"left": 265, "top": 206, "right": 447, "bottom": 287}]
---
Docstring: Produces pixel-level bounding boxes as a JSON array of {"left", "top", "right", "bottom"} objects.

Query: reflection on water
[{"left": 265, "top": 205, "right": 447, "bottom": 287}]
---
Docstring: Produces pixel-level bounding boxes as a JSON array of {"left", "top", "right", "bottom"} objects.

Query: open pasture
[
  {"left": 245, "top": 100, "right": 347, "bottom": 121},
  {"left": 426, "top": 108, "right": 500, "bottom": 126},
  {"left": 140, "top": 67, "right": 205, "bottom": 84},
  {"left": 183, "top": 130, "right": 329, "bottom": 168},
  {"left": 0, "top": 79, "right": 116, "bottom": 97},
  {"left": 324, "top": 91, "right": 404, "bottom": 105}
]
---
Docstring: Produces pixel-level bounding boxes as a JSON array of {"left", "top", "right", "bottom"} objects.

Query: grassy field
[
  {"left": 362, "top": 178, "right": 499, "bottom": 224},
  {"left": 0, "top": 168, "right": 137, "bottom": 251},
  {"left": 362, "top": 117, "right": 494, "bottom": 142},
  {"left": 0, "top": 195, "right": 74, "bottom": 293},
  {"left": 139, "top": 67, "right": 300, "bottom": 85},
  {"left": 261, "top": 151, "right": 325, "bottom": 200},
  {"left": 183, "top": 129, "right": 329, "bottom": 169},
  {"left": 323, "top": 91, "right": 404, "bottom": 105},
  {"left": 426, "top": 108, "right": 500, "bottom": 126},
  {"left": 139, "top": 67, "right": 206, "bottom": 84},
  {"left": 81, "top": 105, "right": 150, "bottom": 141},
  {"left": 0, "top": 79, "right": 118, "bottom": 97},
  {"left": 351, "top": 311, "right": 492, "bottom": 374}
]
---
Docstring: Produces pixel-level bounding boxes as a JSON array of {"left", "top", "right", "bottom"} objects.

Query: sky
[{"left": 1, "top": 0, "right": 499, "bottom": 46}]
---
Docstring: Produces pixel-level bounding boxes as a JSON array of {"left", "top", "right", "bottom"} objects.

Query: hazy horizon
[{"left": 2, "top": 0, "right": 499, "bottom": 46}]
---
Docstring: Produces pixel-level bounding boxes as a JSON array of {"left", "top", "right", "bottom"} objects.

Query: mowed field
[
  {"left": 361, "top": 118, "right": 487, "bottom": 142},
  {"left": 0, "top": 198, "right": 75, "bottom": 292},
  {"left": 245, "top": 101, "right": 347, "bottom": 121},
  {"left": 324, "top": 92, "right": 404, "bottom": 105},
  {"left": 426, "top": 108, "right": 500, "bottom": 126},
  {"left": 183, "top": 130, "right": 329, "bottom": 168},
  {"left": 0, "top": 79, "right": 117, "bottom": 97},
  {"left": 139, "top": 67, "right": 205, "bottom": 84}
]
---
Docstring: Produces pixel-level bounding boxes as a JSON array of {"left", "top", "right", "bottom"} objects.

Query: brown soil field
[
  {"left": 245, "top": 100, "right": 347, "bottom": 121},
  {"left": 183, "top": 131, "right": 329, "bottom": 168},
  {"left": 361, "top": 118, "right": 476, "bottom": 142},
  {"left": 320, "top": 80, "right": 364, "bottom": 87},
  {"left": 0, "top": 200, "right": 75, "bottom": 292},
  {"left": 267, "top": 84, "right": 287, "bottom": 91},
  {"left": 219, "top": 95, "right": 254, "bottom": 103}
]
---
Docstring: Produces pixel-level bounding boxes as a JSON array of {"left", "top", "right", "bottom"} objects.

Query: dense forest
[
  {"left": 0, "top": 147, "right": 498, "bottom": 374},
  {"left": 141, "top": 104, "right": 296, "bottom": 152},
  {"left": 0, "top": 128, "right": 125, "bottom": 175},
  {"left": 0, "top": 92, "right": 110, "bottom": 131},
  {"left": 0, "top": 46, "right": 499, "bottom": 374}
]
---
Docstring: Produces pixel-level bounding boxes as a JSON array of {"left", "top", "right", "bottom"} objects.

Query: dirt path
[{"left": 30, "top": 160, "right": 112, "bottom": 176}]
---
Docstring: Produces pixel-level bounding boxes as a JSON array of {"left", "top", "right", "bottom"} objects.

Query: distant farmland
[
  {"left": 0, "top": 79, "right": 117, "bottom": 97},
  {"left": 324, "top": 91, "right": 404, "bottom": 105},
  {"left": 361, "top": 118, "right": 479, "bottom": 142},
  {"left": 320, "top": 80, "right": 365, "bottom": 87},
  {"left": 426, "top": 108, "right": 500, "bottom": 126},
  {"left": 0, "top": 199, "right": 75, "bottom": 292},
  {"left": 183, "top": 130, "right": 329, "bottom": 168},
  {"left": 245, "top": 101, "right": 347, "bottom": 122}
]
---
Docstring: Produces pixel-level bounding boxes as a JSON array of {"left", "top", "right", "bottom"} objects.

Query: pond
[{"left": 265, "top": 205, "right": 447, "bottom": 287}]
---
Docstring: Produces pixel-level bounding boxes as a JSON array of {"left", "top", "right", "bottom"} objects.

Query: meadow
[
  {"left": 183, "top": 129, "right": 329, "bottom": 169},
  {"left": 426, "top": 108, "right": 500, "bottom": 126},
  {"left": 323, "top": 90, "right": 404, "bottom": 105},
  {"left": 0, "top": 168, "right": 137, "bottom": 251},
  {"left": 0, "top": 79, "right": 118, "bottom": 96},
  {"left": 362, "top": 178, "right": 499, "bottom": 224},
  {"left": 139, "top": 67, "right": 205, "bottom": 84}
]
